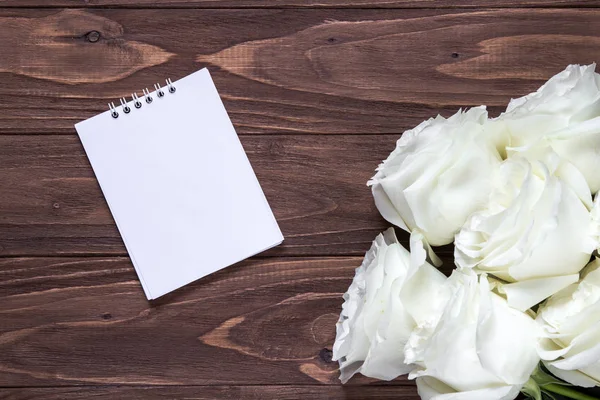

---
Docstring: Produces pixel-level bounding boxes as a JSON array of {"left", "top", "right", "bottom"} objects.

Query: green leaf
[
  {"left": 531, "top": 364, "right": 572, "bottom": 388},
  {"left": 522, "top": 376, "right": 543, "bottom": 400},
  {"left": 543, "top": 383, "right": 600, "bottom": 400}
]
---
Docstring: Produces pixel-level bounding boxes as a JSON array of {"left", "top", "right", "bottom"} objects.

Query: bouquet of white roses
[{"left": 333, "top": 64, "right": 600, "bottom": 400}]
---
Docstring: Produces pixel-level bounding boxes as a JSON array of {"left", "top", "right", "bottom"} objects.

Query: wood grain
[
  {"left": 0, "top": 134, "right": 406, "bottom": 257},
  {"left": 0, "top": 10, "right": 173, "bottom": 85},
  {"left": 0, "top": 255, "right": 429, "bottom": 387},
  {"left": 1, "top": 2, "right": 595, "bottom": 399},
  {"left": 0, "top": 386, "right": 421, "bottom": 400},
  {"left": 0, "top": 0, "right": 599, "bottom": 8},
  {"left": 2, "top": 9, "right": 600, "bottom": 134}
]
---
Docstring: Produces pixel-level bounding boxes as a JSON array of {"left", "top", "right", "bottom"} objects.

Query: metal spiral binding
[
  {"left": 132, "top": 93, "right": 142, "bottom": 109},
  {"left": 109, "top": 78, "right": 176, "bottom": 119},
  {"left": 120, "top": 98, "right": 130, "bottom": 114},
  {"left": 167, "top": 78, "right": 176, "bottom": 93},
  {"left": 109, "top": 102, "right": 119, "bottom": 119},
  {"left": 143, "top": 88, "right": 153, "bottom": 104},
  {"left": 154, "top": 83, "right": 165, "bottom": 98}
]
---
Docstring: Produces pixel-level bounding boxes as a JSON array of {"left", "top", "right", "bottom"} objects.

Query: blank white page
[{"left": 75, "top": 68, "right": 283, "bottom": 300}]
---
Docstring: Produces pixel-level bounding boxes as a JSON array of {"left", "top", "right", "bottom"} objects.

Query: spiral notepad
[{"left": 75, "top": 68, "right": 283, "bottom": 300}]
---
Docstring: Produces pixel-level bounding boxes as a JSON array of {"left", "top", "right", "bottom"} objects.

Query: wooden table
[{"left": 1, "top": 1, "right": 599, "bottom": 399}]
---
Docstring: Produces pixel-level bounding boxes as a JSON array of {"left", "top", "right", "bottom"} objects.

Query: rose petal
[
  {"left": 502, "top": 274, "right": 580, "bottom": 311},
  {"left": 476, "top": 276, "right": 540, "bottom": 384},
  {"left": 544, "top": 361, "right": 600, "bottom": 388},
  {"left": 416, "top": 376, "right": 520, "bottom": 400}
]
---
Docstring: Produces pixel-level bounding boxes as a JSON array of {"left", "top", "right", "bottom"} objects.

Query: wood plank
[
  {"left": 1, "top": 9, "right": 600, "bottom": 134},
  {"left": 0, "top": 134, "right": 412, "bottom": 257},
  {"left": 0, "top": 388, "right": 588, "bottom": 400},
  {"left": 0, "top": 0, "right": 599, "bottom": 8},
  {"left": 0, "top": 389, "right": 580, "bottom": 400},
  {"left": 0, "top": 386, "right": 420, "bottom": 400},
  {"left": 0, "top": 256, "right": 442, "bottom": 387}
]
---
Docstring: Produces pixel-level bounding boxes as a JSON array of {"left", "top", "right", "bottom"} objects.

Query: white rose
[
  {"left": 332, "top": 228, "right": 447, "bottom": 383},
  {"left": 537, "top": 258, "right": 600, "bottom": 388},
  {"left": 496, "top": 63, "right": 600, "bottom": 193},
  {"left": 407, "top": 270, "right": 540, "bottom": 400},
  {"left": 455, "top": 149, "right": 595, "bottom": 311},
  {"left": 592, "top": 193, "right": 600, "bottom": 247},
  {"left": 369, "top": 107, "right": 502, "bottom": 246}
]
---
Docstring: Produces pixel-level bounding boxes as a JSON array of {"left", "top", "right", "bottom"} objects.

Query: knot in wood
[
  {"left": 87, "top": 31, "right": 101, "bottom": 43},
  {"left": 319, "top": 348, "right": 333, "bottom": 363}
]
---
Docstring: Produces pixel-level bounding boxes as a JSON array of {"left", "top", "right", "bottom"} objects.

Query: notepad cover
[{"left": 75, "top": 69, "right": 283, "bottom": 299}]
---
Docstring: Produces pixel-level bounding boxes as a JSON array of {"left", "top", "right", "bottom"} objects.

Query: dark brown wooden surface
[
  {"left": 1, "top": 0, "right": 599, "bottom": 8},
  {"left": 0, "top": 2, "right": 598, "bottom": 400},
  {"left": 0, "top": 256, "right": 364, "bottom": 386},
  {"left": 0, "top": 134, "right": 395, "bottom": 257},
  {"left": 2, "top": 9, "right": 600, "bottom": 134},
  {"left": 1, "top": 386, "right": 421, "bottom": 400}
]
